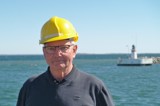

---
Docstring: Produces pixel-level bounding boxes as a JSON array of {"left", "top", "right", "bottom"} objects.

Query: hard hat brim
[{"left": 39, "top": 33, "right": 78, "bottom": 44}]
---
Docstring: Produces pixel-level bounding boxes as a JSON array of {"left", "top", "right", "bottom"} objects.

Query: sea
[{"left": 0, "top": 54, "right": 160, "bottom": 106}]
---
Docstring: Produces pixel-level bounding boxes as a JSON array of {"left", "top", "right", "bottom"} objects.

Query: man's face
[{"left": 43, "top": 40, "right": 77, "bottom": 71}]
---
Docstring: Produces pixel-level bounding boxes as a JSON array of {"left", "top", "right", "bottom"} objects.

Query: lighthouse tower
[{"left": 131, "top": 45, "right": 137, "bottom": 59}]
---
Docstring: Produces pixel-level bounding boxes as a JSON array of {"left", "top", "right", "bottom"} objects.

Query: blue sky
[{"left": 0, "top": 0, "right": 160, "bottom": 54}]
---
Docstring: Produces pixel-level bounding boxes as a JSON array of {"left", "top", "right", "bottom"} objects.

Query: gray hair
[{"left": 68, "top": 38, "right": 76, "bottom": 45}]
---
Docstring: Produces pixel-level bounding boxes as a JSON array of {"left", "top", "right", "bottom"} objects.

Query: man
[{"left": 17, "top": 16, "right": 114, "bottom": 106}]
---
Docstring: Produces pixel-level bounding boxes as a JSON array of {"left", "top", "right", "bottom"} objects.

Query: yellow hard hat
[{"left": 39, "top": 16, "right": 79, "bottom": 44}]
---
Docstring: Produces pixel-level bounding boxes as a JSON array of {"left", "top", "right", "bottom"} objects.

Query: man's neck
[{"left": 50, "top": 65, "right": 73, "bottom": 81}]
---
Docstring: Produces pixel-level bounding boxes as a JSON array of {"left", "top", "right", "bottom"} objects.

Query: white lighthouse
[
  {"left": 117, "top": 44, "right": 153, "bottom": 66},
  {"left": 131, "top": 45, "right": 137, "bottom": 59}
]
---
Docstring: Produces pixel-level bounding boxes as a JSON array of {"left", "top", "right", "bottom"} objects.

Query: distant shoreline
[{"left": 0, "top": 53, "right": 160, "bottom": 56}]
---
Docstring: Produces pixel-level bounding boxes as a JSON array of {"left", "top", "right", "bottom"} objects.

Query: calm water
[{"left": 0, "top": 54, "right": 160, "bottom": 106}]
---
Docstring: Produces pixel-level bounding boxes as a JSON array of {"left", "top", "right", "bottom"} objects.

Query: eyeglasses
[{"left": 43, "top": 44, "right": 74, "bottom": 54}]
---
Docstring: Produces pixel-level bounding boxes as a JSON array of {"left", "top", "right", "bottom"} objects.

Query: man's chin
[{"left": 55, "top": 64, "right": 66, "bottom": 70}]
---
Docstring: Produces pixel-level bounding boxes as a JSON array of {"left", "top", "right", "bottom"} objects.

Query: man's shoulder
[
  {"left": 22, "top": 71, "right": 47, "bottom": 87},
  {"left": 76, "top": 69, "right": 105, "bottom": 87}
]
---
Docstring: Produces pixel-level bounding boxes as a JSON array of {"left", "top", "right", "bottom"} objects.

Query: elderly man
[{"left": 17, "top": 16, "right": 114, "bottom": 106}]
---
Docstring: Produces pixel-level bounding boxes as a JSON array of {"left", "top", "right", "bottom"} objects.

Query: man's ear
[
  {"left": 43, "top": 47, "right": 47, "bottom": 58},
  {"left": 73, "top": 45, "right": 78, "bottom": 58}
]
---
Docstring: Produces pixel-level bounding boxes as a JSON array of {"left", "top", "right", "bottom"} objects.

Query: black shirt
[{"left": 17, "top": 66, "right": 114, "bottom": 106}]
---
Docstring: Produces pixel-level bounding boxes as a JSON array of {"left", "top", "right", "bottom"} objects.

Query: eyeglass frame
[{"left": 43, "top": 44, "right": 75, "bottom": 54}]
